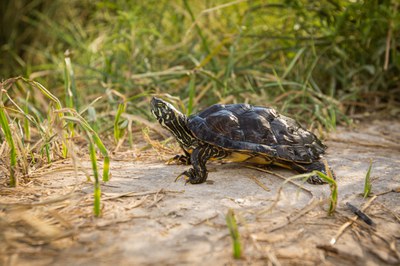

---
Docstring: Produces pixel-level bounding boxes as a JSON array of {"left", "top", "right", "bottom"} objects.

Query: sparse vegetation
[
  {"left": 0, "top": 1, "right": 399, "bottom": 264},
  {"left": 0, "top": 77, "right": 109, "bottom": 216},
  {"left": 363, "top": 160, "right": 373, "bottom": 198},
  {"left": 226, "top": 208, "right": 242, "bottom": 259},
  {"left": 315, "top": 170, "right": 338, "bottom": 216},
  {"left": 0, "top": 0, "right": 397, "bottom": 231}
]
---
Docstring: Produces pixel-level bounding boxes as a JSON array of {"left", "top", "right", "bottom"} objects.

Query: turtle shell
[{"left": 187, "top": 103, "right": 326, "bottom": 163}]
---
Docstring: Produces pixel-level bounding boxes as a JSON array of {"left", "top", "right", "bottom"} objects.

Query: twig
[
  {"left": 250, "top": 234, "right": 282, "bottom": 266},
  {"left": 126, "top": 195, "right": 150, "bottom": 209},
  {"left": 374, "top": 187, "right": 400, "bottom": 196},
  {"left": 148, "top": 189, "right": 165, "bottom": 207},
  {"left": 102, "top": 189, "right": 184, "bottom": 201},
  {"left": 0, "top": 186, "right": 79, "bottom": 207},
  {"left": 330, "top": 195, "right": 377, "bottom": 245},
  {"left": 191, "top": 213, "right": 219, "bottom": 226},
  {"left": 258, "top": 185, "right": 284, "bottom": 215},
  {"left": 257, "top": 170, "right": 316, "bottom": 216},
  {"left": 245, "top": 165, "right": 312, "bottom": 195},
  {"left": 248, "top": 175, "right": 270, "bottom": 191},
  {"left": 327, "top": 136, "right": 400, "bottom": 150},
  {"left": 267, "top": 198, "right": 326, "bottom": 232},
  {"left": 374, "top": 201, "right": 400, "bottom": 223},
  {"left": 317, "top": 244, "right": 361, "bottom": 263}
]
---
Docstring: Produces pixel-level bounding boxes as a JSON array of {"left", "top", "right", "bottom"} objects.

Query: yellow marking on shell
[
  {"left": 271, "top": 161, "right": 293, "bottom": 170},
  {"left": 222, "top": 152, "right": 251, "bottom": 162},
  {"left": 213, "top": 152, "right": 273, "bottom": 164},
  {"left": 245, "top": 155, "right": 273, "bottom": 165}
]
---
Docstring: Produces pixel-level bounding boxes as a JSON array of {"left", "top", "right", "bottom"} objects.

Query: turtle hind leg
[{"left": 292, "top": 161, "right": 335, "bottom": 185}]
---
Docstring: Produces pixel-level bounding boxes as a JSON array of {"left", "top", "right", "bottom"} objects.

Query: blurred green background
[{"left": 1, "top": 0, "right": 399, "bottom": 129}]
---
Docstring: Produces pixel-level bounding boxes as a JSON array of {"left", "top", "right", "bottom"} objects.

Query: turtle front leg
[
  {"left": 176, "top": 145, "right": 225, "bottom": 184},
  {"left": 176, "top": 146, "right": 209, "bottom": 184}
]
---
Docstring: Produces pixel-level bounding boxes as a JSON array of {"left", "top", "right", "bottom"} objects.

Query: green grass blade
[
  {"left": 287, "top": 167, "right": 337, "bottom": 216},
  {"left": 187, "top": 73, "right": 196, "bottom": 115},
  {"left": 23, "top": 91, "right": 31, "bottom": 141},
  {"left": 282, "top": 47, "right": 306, "bottom": 79},
  {"left": 329, "top": 106, "right": 337, "bottom": 130},
  {"left": 89, "top": 137, "right": 101, "bottom": 217},
  {"left": 114, "top": 102, "right": 126, "bottom": 143},
  {"left": 182, "top": 0, "right": 216, "bottom": 71},
  {"left": 315, "top": 170, "right": 337, "bottom": 216},
  {"left": 363, "top": 160, "right": 373, "bottom": 198},
  {"left": 26, "top": 78, "right": 63, "bottom": 110},
  {"left": 62, "top": 112, "right": 110, "bottom": 182},
  {"left": 272, "top": 68, "right": 285, "bottom": 93},
  {"left": 127, "top": 120, "right": 133, "bottom": 148},
  {"left": 64, "top": 51, "right": 79, "bottom": 110},
  {"left": 25, "top": 78, "right": 69, "bottom": 157},
  {"left": 0, "top": 106, "right": 17, "bottom": 187},
  {"left": 102, "top": 155, "right": 110, "bottom": 182},
  {"left": 64, "top": 54, "right": 76, "bottom": 138},
  {"left": 225, "top": 208, "right": 242, "bottom": 259}
]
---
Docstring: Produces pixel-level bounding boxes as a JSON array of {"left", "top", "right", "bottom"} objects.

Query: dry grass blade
[
  {"left": 102, "top": 189, "right": 184, "bottom": 201},
  {"left": 248, "top": 175, "right": 270, "bottom": 191},
  {"left": 316, "top": 244, "right": 362, "bottom": 263},
  {"left": 0, "top": 190, "right": 78, "bottom": 207},
  {"left": 244, "top": 165, "right": 312, "bottom": 195},
  {"left": 111, "top": 111, "right": 167, "bottom": 138},
  {"left": 0, "top": 77, "right": 111, "bottom": 217},
  {"left": 267, "top": 198, "right": 327, "bottom": 233}
]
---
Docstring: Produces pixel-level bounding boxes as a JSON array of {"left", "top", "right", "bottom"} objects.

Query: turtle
[{"left": 150, "top": 97, "right": 333, "bottom": 185}]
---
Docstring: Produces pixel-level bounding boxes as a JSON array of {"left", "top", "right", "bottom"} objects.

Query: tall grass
[
  {"left": 0, "top": 98, "right": 17, "bottom": 187},
  {"left": 0, "top": 77, "right": 109, "bottom": 216},
  {"left": 1, "top": 0, "right": 398, "bottom": 128}
]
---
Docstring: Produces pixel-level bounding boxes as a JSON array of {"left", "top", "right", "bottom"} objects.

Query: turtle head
[
  {"left": 151, "top": 97, "right": 194, "bottom": 147},
  {"left": 151, "top": 97, "right": 186, "bottom": 128}
]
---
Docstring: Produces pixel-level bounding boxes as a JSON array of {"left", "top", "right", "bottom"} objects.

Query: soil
[{"left": 1, "top": 119, "right": 399, "bottom": 266}]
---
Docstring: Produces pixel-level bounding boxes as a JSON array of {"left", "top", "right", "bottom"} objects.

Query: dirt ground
[{"left": 1, "top": 119, "right": 399, "bottom": 266}]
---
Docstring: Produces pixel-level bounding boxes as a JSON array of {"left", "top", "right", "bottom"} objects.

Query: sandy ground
[{"left": 1, "top": 119, "right": 399, "bottom": 266}]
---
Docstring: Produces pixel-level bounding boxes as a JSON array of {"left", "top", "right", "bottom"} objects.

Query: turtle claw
[
  {"left": 175, "top": 170, "right": 192, "bottom": 184},
  {"left": 167, "top": 155, "right": 191, "bottom": 165},
  {"left": 175, "top": 168, "right": 203, "bottom": 185}
]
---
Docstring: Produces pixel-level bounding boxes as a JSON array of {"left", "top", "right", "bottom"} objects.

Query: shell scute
[{"left": 187, "top": 103, "right": 326, "bottom": 163}]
